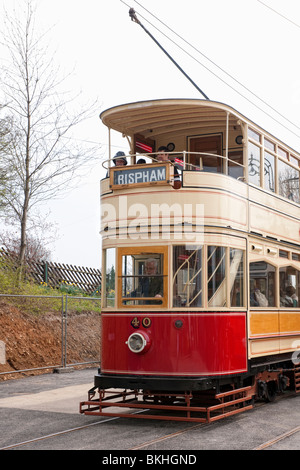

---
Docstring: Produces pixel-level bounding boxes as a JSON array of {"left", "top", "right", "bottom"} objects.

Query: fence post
[
  {"left": 61, "top": 294, "right": 64, "bottom": 368},
  {"left": 64, "top": 295, "right": 68, "bottom": 368},
  {"left": 44, "top": 261, "right": 48, "bottom": 285}
]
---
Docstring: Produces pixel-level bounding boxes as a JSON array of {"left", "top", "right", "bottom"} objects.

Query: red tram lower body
[
  {"left": 81, "top": 311, "right": 299, "bottom": 422},
  {"left": 95, "top": 311, "right": 248, "bottom": 390}
]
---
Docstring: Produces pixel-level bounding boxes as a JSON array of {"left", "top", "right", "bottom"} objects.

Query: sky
[{"left": 1, "top": 0, "right": 300, "bottom": 269}]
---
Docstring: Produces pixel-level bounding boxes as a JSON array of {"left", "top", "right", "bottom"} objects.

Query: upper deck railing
[
  {"left": 103, "top": 151, "right": 245, "bottom": 180},
  {"left": 103, "top": 147, "right": 300, "bottom": 205}
]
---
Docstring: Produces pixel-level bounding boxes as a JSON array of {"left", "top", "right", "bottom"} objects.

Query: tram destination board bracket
[{"left": 110, "top": 163, "right": 172, "bottom": 189}]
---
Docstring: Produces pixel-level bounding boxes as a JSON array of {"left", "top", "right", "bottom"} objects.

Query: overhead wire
[
  {"left": 257, "top": 0, "right": 300, "bottom": 30},
  {"left": 120, "top": 0, "right": 300, "bottom": 140},
  {"left": 132, "top": 0, "right": 300, "bottom": 137}
]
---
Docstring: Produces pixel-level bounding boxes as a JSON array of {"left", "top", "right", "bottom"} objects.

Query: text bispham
[{"left": 114, "top": 166, "right": 167, "bottom": 186}]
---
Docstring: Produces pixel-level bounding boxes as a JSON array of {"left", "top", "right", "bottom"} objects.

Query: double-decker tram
[{"left": 80, "top": 99, "right": 300, "bottom": 423}]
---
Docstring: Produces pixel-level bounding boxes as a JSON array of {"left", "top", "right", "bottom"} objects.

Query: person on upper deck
[
  {"left": 113, "top": 151, "right": 127, "bottom": 166},
  {"left": 156, "top": 146, "right": 181, "bottom": 189},
  {"left": 106, "top": 151, "right": 127, "bottom": 177}
]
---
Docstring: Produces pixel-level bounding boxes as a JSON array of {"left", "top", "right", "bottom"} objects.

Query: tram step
[{"left": 79, "top": 386, "right": 254, "bottom": 423}]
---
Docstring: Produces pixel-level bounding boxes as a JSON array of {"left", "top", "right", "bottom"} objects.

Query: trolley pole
[{"left": 128, "top": 8, "right": 209, "bottom": 100}]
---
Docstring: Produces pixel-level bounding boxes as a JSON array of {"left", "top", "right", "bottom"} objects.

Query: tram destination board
[{"left": 110, "top": 163, "right": 171, "bottom": 189}]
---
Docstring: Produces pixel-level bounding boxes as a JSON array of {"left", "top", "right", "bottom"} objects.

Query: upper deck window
[
  {"left": 264, "top": 138, "right": 275, "bottom": 152},
  {"left": 248, "top": 128, "right": 261, "bottom": 143},
  {"left": 290, "top": 155, "right": 299, "bottom": 167},
  {"left": 248, "top": 142, "right": 261, "bottom": 187},
  {"left": 246, "top": 128, "right": 300, "bottom": 204},
  {"left": 278, "top": 159, "right": 300, "bottom": 203},
  {"left": 278, "top": 147, "right": 288, "bottom": 159},
  {"left": 264, "top": 151, "right": 275, "bottom": 192}
]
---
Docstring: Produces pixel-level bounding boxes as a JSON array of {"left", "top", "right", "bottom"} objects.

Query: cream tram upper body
[{"left": 100, "top": 99, "right": 300, "bottom": 362}]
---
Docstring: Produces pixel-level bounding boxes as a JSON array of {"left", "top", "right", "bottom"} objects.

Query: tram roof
[
  {"left": 100, "top": 99, "right": 299, "bottom": 155},
  {"left": 100, "top": 99, "right": 241, "bottom": 139}
]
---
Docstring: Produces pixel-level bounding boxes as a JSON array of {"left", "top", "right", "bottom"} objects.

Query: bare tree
[
  {"left": 0, "top": 0, "right": 100, "bottom": 277},
  {"left": 0, "top": 108, "right": 15, "bottom": 213},
  {"left": 0, "top": 227, "right": 52, "bottom": 263}
]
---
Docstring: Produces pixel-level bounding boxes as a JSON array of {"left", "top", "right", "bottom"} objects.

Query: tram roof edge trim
[{"left": 99, "top": 98, "right": 300, "bottom": 156}]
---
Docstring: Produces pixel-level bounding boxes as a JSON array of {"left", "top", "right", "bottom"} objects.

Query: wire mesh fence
[{"left": 0, "top": 293, "right": 101, "bottom": 378}]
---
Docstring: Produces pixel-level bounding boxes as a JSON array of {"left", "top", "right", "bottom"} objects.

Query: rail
[{"left": 102, "top": 151, "right": 245, "bottom": 179}]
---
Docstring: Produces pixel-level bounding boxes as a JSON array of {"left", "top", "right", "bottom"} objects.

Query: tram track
[
  {"left": 253, "top": 425, "right": 300, "bottom": 450},
  {"left": 1, "top": 393, "right": 298, "bottom": 450},
  {"left": 0, "top": 416, "right": 120, "bottom": 450}
]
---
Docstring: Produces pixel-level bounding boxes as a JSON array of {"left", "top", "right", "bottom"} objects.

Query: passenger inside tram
[
  {"left": 250, "top": 280, "right": 268, "bottom": 307},
  {"left": 281, "top": 285, "right": 298, "bottom": 307}
]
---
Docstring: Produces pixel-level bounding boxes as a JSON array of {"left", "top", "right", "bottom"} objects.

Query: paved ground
[{"left": 0, "top": 368, "right": 300, "bottom": 452}]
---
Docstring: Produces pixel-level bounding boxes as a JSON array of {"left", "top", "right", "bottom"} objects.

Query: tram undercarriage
[{"left": 80, "top": 361, "right": 300, "bottom": 423}]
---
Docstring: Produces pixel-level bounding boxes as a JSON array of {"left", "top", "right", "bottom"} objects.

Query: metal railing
[
  {"left": 103, "top": 151, "right": 245, "bottom": 179},
  {"left": 0, "top": 293, "right": 101, "bottom": 377}
]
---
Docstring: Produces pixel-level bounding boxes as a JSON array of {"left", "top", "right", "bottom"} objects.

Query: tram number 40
[{"left": 131, "top": 317, "right": 152, "bottom": 329}]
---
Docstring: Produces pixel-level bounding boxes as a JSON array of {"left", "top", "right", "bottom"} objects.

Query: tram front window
[
  {"left": 120, "top": 250, "right": 165, "bottom": 306},
  {"left": 173, "top": 246, "right": 203, "bottom": 307},
  {"left": 104, "top": 248, "right": 116, "bottom": 308}
]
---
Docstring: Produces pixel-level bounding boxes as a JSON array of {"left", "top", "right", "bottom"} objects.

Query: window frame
[{"left": 117, "top": 246, "right": 168, "bottom": 308}]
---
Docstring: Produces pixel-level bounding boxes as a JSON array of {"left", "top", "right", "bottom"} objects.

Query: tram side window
[
  {"left": 173, "top": 246, "right": 202, "bottom": 307},
  {"left": 208, "top": 246, "right": 226, "bottom": 307},
  {"left": 104, "top": 248, "right": 116, "bottom": 308},
  {"left": 249, "top": 262, "right": 275, "bottom": 307},
  {"left": 279, "top": 266, "right": 299, "bottom": 307},
  {"left": 121, "top": 253, "right": 164, "bottom": 305},
  {"left": 230, "top": 248, "right": 244, "bottom": 307}
]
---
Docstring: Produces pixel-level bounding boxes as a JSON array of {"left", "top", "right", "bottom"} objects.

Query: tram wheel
[
  {"left": 265, "top": 381, "right": 277, "bottom": 402},
  {"left": 159, "top": 396, "right": 176, "bottom": 405}
]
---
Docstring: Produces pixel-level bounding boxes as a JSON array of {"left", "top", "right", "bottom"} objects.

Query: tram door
[{"left": 189, "top": 135, "right": 222, "bottom": 172}]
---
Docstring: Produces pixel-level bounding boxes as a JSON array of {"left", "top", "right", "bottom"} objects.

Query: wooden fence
[{"left": 0, "top": 249, "right": 101, "bottom": 294}]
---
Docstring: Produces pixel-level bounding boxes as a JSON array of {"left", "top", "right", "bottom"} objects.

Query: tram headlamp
[{"left": 126, "top": 332, "right": 150, "bottom": 354}]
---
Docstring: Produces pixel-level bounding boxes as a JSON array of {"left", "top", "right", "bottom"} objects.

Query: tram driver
[{"left": 131, "top": 257, "right": 163, "bottom": 303}]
